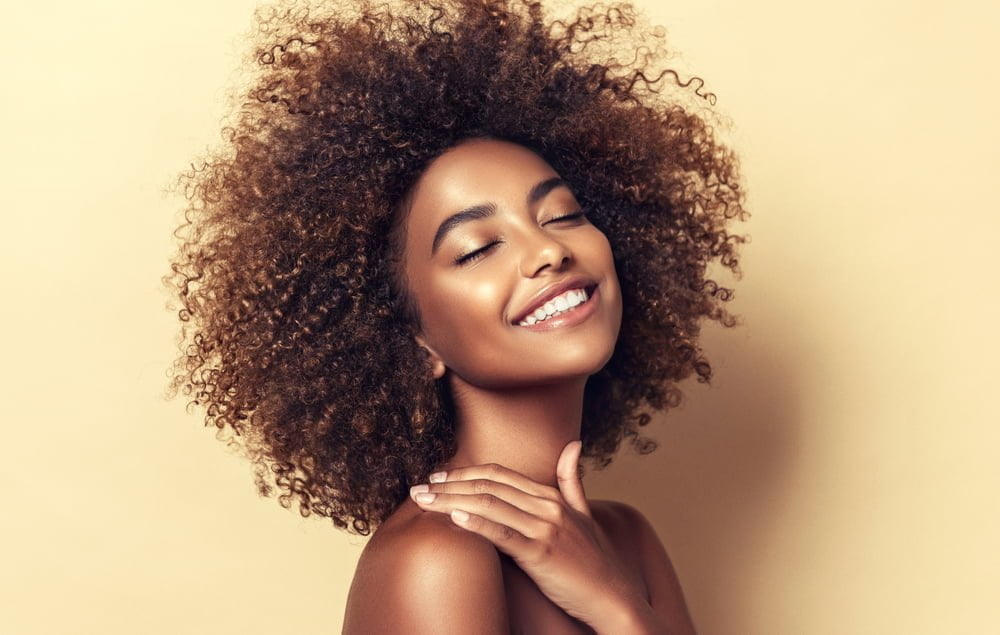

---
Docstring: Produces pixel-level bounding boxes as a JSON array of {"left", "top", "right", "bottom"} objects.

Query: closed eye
[
  {"left": 453, "top": 211, "right": 587, "bottom": 266},
  {"left": 455, "top": 240, "right": 500, "bottom": 265},
  {"left": 546, "top": 211, "right": 587, "bottom": 224}
]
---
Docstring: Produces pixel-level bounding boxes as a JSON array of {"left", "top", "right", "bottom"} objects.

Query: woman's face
[{"left": 399, "top": 138, "right": 623, "bottom": 388}]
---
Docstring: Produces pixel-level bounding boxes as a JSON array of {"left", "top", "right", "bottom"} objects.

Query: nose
[{"left": 518, "top": 228, "right": 573, "bottom": 277}]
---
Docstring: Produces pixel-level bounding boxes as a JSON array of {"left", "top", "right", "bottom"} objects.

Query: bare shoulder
[
  {"left": 589, "top": 499, "right": 698, "bottom": 635},
  {"left": 343, "top": 503, "right": 510, "bottom": 635},
  {"left": 589, "top": 498, "right": 642, "bottom": 536}
]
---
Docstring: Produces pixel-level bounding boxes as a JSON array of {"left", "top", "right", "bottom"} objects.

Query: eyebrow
[{"left": 430, "top": 176, "right": 571, "bottom": 256}]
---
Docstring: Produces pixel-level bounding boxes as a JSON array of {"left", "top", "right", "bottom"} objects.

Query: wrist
[{"left": 592, "top": 595, "right": 668, "bottom": 635}]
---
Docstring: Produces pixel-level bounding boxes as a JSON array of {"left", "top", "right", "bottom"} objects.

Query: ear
[{"left": 414, "top": 334, "right": 446, "bottom": 380}]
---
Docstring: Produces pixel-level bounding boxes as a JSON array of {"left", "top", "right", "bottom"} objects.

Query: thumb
[{"left": 556, "top": 440, "right": 591, "bottom": 516}]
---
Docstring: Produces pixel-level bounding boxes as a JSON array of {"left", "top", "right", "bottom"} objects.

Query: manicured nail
[
  {"left": 410, "top": 484, "right": 429, "bottom": 499},
  {"left": 451, "top": 509, "right": 470, "bottom": 523},
  {"left": 429, "top": 471, "right": 447, "bottom": 483},
  {"left": 415, "top": 492, "right": 436, "bottom": 504}
]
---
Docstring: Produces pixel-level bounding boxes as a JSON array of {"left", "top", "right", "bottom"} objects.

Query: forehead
[{"left": 404, "top": 139, "right": 560, "bottom": 236}]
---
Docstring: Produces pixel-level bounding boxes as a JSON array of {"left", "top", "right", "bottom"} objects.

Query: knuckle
[
  {"left": 488, "top": 463, "right": 503, "bottom": 478},
  {"left": 477, "top": 493, "right": 496, "bottom": 509},
  {"left": 540, "top": 521, "right": 559, "bottom": 543},
  {"left": 532, "top": 540, "right": 554, "bottom": 563},
  {"left": 472, "top": 478, "right": 490, "bottom": 495},
  {"left": 542, "top": 486, "right": 561, "bottom": 501},
  {"left": 541, "top": 499, "right": 562, "bottom": 519},
  {"left": 552, "top": 507, "right": 566, "bottom": 526},
  {"left": 498, "top": 524, "right": 516, "bottom": 541}
]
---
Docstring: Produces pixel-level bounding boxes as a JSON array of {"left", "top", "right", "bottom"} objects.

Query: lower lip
[{"left": 514, "top": 285, "right": 601, "bottom": 332}]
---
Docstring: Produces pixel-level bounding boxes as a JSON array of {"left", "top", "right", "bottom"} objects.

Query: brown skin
[
  {"left": 403, "top": 445, "right": 653, "bottom": 632},
  {"left": 165, "top": 0, "right": 745, "bottom": 630},
  {"left": 165, "top": 0, "right": 748, "bottom": 537},
  {"left": 348, "top": 495, "right": 696, "bottom": 633},
  {"left": 345, "top": 138, "right": 693, "bottom": 632},
  {"left": 399, "top": 137, "right": 623, "bottom": 488}
]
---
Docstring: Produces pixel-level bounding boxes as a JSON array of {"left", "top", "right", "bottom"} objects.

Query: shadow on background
[{"left": 586, "top": 301, "right": 802, "bottom": 634}]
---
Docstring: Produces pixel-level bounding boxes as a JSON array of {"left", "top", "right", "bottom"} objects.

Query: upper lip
[{"left": 510, "top": 275, "right": 598, "bottom": 324}]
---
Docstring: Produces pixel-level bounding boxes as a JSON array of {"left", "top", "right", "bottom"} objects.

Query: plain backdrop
[{"left": 1, "top": 0, "right": 997, "bottom": 633}]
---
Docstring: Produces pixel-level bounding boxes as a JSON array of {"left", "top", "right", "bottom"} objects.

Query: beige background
[{"left": 2, "top": 0, "right": 997, "bottom": 633}]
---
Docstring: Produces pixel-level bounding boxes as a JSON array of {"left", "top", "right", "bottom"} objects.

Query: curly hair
[{"left": 163, "top": 0, "right": 749, "bottom": 536}]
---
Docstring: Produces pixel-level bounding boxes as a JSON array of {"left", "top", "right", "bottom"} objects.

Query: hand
[{"left": 408, "top": 441, "right": 648, "bottom": 629}]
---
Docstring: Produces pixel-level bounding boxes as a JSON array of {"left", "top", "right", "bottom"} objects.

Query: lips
[{"left": 510, "top": 275, "right": 598, "bottom": 325}]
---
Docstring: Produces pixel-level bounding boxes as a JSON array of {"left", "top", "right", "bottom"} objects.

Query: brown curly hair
[{"left": 163, "top": 0, "right": 749, "bottom": 536}]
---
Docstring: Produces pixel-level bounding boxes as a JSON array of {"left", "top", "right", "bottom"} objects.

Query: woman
[{"left": 164, "top": 0, "right": 748, "bottom": 632}]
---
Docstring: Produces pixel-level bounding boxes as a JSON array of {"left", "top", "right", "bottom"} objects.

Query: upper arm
[
  {"left": 612, "top": 501, "right": 698, "bottom": 635},
  {"left": 342, "top": 520, "right": 510, "bottom": 635}
]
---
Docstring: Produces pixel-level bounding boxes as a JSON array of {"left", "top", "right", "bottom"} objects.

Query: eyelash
[{"left": 453, "top": 211, "right": 588, "bottom": 266}]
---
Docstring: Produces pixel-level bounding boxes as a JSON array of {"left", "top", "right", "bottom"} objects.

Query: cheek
[
  {"left": 587, "top": 228, "right": 624, "bottom": 327},
  {"left": 420, "top": 275, "right": 509, "bottom": 351},
  {"left": 585, "top": 228, "right": 620, "bottom": 286}
]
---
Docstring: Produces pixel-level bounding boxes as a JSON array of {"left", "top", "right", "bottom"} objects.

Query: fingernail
[
  {"left": 451, "top": 509, "right": 470, "bottom": 523},
  {"left": 429, "top": 471, "right": 447, "bottom": 483},
  {"left": 415, "top": 492, "right": 436, "bottom": 504},
  {"left": 410, "top": 484, "right": 429, "bottom": 499}
]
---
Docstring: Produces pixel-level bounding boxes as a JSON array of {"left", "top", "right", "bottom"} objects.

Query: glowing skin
[{"left": 398, "top": 137, "right": 624, "bottom": 488}]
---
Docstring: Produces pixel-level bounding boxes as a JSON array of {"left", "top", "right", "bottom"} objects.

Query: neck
[{"left": 434, "top": 374, "right": 587, "bottom": 489}]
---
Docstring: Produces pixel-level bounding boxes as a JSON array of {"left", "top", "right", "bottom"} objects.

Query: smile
[{"left": 515, "top": 284, "right": 600, "bottom": 331}]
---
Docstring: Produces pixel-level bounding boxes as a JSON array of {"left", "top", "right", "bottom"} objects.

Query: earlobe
[{"left": 414, "top": 334, "right": 446, "bottom": 380}]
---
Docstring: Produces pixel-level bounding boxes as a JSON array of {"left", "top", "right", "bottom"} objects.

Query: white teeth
[{"left": 517, "top": 287, "right": 591, "bottom": 326}]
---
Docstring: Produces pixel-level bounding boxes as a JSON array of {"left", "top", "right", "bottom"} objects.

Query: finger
[
  {"left": 410, "top": 489, "right": 551, "bottom": 540},
  {"left": 411, "top": 479, "right": 560, "bottom": 518},
  {"left": 556, "top": 440, "right": 591, "bottom": 517},
  {"left": 429, "top": 462, "right": 560, "bottom": 500},
  {"left": 448, "top": 509, "right": 533, "bottom": 560}
]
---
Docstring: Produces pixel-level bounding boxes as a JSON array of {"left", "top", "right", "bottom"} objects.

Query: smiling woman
[
  {"left": 395, "top": 139, "right": 623, "bottom": 392},
  {"left": 163, "top": 0, "right": 748, "bottom": 632}
]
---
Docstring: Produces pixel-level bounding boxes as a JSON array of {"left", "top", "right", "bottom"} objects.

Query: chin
[{"left": 517, "top": 344, "right": 619, "bottom": 386}]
